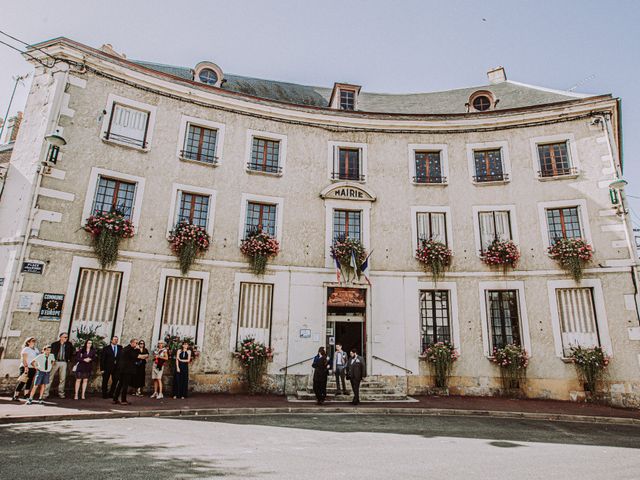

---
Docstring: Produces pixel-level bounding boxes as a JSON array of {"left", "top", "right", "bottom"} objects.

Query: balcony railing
[
  {"left": 246, "top": 162, "right": 282, "bottom": 174},
  {"left": 413, "top": 175, "right": 447, "bottom": 184},
  {"left": 331, "top": 172, "right": 366, "bottom": 182},
  {"left": 537, "top": 167, "right": 578, "bottom": 178},
  {"left": 180, "top": 149, "right": 218, "bottom": 165},
  {"left": 473, "top": 173, "right": 509, "bottom": 183},
  {"left": 104, "top": 132, "right": 147, "bottom": 149}
]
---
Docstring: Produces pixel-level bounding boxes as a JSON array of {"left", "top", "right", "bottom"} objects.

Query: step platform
[{"left": 290, "top": 377, "right": 416, "bottom": 403}]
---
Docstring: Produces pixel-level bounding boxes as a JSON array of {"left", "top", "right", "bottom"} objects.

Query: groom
[{"left": 346, "top": 348, "right": 366, "bottom": 405}]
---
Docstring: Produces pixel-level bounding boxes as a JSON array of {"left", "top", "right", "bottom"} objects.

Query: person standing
[
  {"left": 73, "top": 339, "right": 96, "bottom": 400},
  {"left": 45, "top": 332, "right": 74, "bottom": 399},
  {"left": 346, "top": 348, "right": 366, "bottom": 405},
  {"left": 151, "top": 340, "right": 168, "bottom": 399},
  {"left": 312, "top": 347, "right": 330, "bottom": 405},
  {"left": 112, "top": 339, "right": 140, "bottom": 405},
  {"left": 101, "top": 336, "right": 122, "bottom": 399},
  {"left": 12, "top": 337, "right": 39, "bottom": 401},
  {"left": 133, "top": 340, "right": 149, "bottom": 396},
  {"left": 173, "top": 341, "right": 191, "bottom": 399},
  {"left": 332, "top": 343, "right": 348, "bottom": 396},
  {"left": 26, "top": 345, "right": 55, "bottom": 405}
]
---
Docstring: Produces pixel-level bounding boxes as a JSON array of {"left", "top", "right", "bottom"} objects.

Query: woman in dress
[
  {"left": 12, "top": 337, "right": 39, "bottom": 401},
  {"left": 312, "top": 346, "right": 330, "bottom": 405},
  {"left": 173, "top": 341, "right": 191, "bottom": 399},
  {"left": 133, "top": 340, "right": 149, "bottom": 396},
  {"left": 150, "top": 340, "right": 168, "bottom": 399},
  {"left": 74, "top": 339, "right": 96, "bottom": 400}
]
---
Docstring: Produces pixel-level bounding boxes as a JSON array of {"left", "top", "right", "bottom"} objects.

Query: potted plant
[
  {"left": 234, "top": 337, "right": 273, "bottom": 394},
  {"left": 416, "top": 239, "right": 452, "bottom": 283},
  {"left": 169, "top": 221, "right": 211, "bottom": 275},
  {"left": 548, "top": 238, "right": 593, "bottom": 282},
  {"left": 480, "top": 239, "right": 520, "bottom": 273},
  {"left": 569, "top": 345, "right": 609, "bottom": 401},
  {"left": 491, "top": 343, "right": 529, "bottom": 395},
  {"left": 84, "top": 209, "right": 135, "bottom": 269},
  {"left": 422, "top": 341, "right": 459, "bottom": 390},
  {"left": 240, "top": 229, "right": 280, "bottom": 275},
  {"left": 331, "top": 236, "right": 367, "bottom": 280}
]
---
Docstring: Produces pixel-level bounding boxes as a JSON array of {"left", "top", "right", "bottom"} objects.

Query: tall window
[
  {"left": 178, "top": 192, "right": 210, "bottom": 228},
  {"left": 249, "top": 137, "right": 281, "bottom": 173},
  {"left": 333, "top": 210, "right": 361, "bottom": 241},
  {"left": 487, "top": 290, "right": 521, "bottom": 349},
  {"left": 556, "top": 288, "right": 599, "bottom": 357},
  {"left": 340, "top": 90, "right": 355, "bottom": 110},
  {"left": 237, "top": 282, "right": 273, "bottom": 347},
  {"left": 105, "top": 103, "right": 150, "bottom": 148},
  {"left": 245, "top": 202, "right": 277, "bottom": 237},
  {"left": 414, "top": 151, "right": 444, "bottom": 184},
  {"left": 70, "top": 268, "right": 123, "bottom": 339},
  {"left": 182, "top": 124, "right": 218, "bottom": 164},
  {"left": 538, "top": 142, "right": 573, "bottom": 178},
  {"left": 161, "top": 276, "right": 203, "bottom": 342},
  {"left": 334, "top": 148, "right": 363, "bottom": 181},
  {"left": 416, "top": 212, "right": 447, "bottom": 245},
  {"left": 478, "top": 211, "right": 512, "bottom": 251},
  {"left": 420, "top": 290, "right": 451, "bottom": 350},
  {"left": 92, "top": 177, "right": 136, "bottom": 219},
  {"left": 473, "top": 149, "right": 505, "bottom": 182},
  {"left": 546, "top": 207, "right": 582, "bottom": 244}
]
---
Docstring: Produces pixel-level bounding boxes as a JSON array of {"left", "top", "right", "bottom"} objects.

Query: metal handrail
[
  {"left": 279, "top": 355, "right": 315, "bottom": 372},
  {"left": 372, "top": 355, "right": 413, "bottom": 374}
]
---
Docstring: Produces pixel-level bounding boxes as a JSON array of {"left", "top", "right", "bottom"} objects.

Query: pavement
[{"left": 1, "top": 392, "right": 639, "bottom": 425}]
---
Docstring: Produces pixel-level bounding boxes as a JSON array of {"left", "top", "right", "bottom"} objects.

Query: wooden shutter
[
  {"left": 71, "top": 269, "right": 123, "bottom": 338},
  {"left": 161, "top": 277, "right": 202, "bottom": 341},
  {"left": 556, "top": 288, "right": 599, "bottom": 356},
  {"left": 237, "top": 283, "right": 273, "bottom": 346}
]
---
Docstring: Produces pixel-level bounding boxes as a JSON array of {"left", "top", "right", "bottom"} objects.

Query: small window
[
  {"left": 538, "top": 142, "right": 574, "bottom": 178},
  {"left": 237, "top": 282, "right": 273, "bottom": 347},
  {"left": 472, "top": 95, "right": 491, "bottom": 111},
  {"left": 340, "top": 90, "right": 356, "bottom": 110},
  {"left": 546, "top": 207, "right": 582, "bottom": 244},
  {"left": 181, "top": 124, "right": 218, "bottom": 164},
  {"left": 487, "top": 290, "right": 521, "bottom": 350},
  {"left": 478, "top": 211, "right": 512, "bottom": 251},
  {"left": 473, "top": 149, "right": 506, "bottom": 182},
  {"left": 248, "top": 137, "right": 281, "bottom": 174},
  {"left": 333, "top": 148, "right": 363, "bottom": 181},
  {"left": 333, "top": 210, "right": 361, "bottom": 241},
  {"left": 556, "top": 288, "right": 600, "bottom": 357},
  {"left": 104, "top": 103, "right": 150, "bottom": 148},
  {"left": 414, "top": 151, "right": 444, "bottom": 184},
  {"left": 245, "top": 202, "right": 277, "bottom": 238},
  {"left": 92, "top": 177, "right": 137, "bottom": 219},
  {"left": 178, "top": 192, "right": 210, "bottom": 228},
  {"left": 420, "top": 290, "right": 451, "bottom": 350},
  {"left": 198, "top": 68, "right": 218, "bottom": 85},
  {"left": 416, "top": 212, "right": 447, "bottom": 246}
]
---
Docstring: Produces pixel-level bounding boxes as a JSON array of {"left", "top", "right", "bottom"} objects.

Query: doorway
[
  {"left": 325, "top": 286, "right": 367, "bottom": 361},
  {"left": 335, "top": 321, "right": 363, "bottom": 357}
]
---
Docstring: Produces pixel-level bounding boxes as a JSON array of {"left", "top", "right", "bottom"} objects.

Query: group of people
[
  {"left": 311, "top": 343, "right": 366, "bottom": 405},
  {"left": 11, "top": 334, "right": 193, "bottom": 405}
]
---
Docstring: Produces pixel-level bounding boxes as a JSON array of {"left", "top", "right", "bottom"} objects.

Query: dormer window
[
  {"left": 340, "top": 90, "right": 356, "bottom": 110},
  {"left": 194, "top": 61, "right": 223, "bottom": 88},
  {"left": 468, "top": 91, "right": 496, "bottom": 112},
  {"left": 198, "top": 69, "right": 218, "bottom": 85},
  {"left": 330, "top": 83, "right": 361, "bottom": 110}
]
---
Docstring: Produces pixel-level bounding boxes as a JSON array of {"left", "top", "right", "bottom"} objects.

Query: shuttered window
[
  {"left": 556, "top": 288, "right": 599, "bottom": 356},
  {"left": 416, "top": 212, "right": 447, "bottom": 245},
  {"left": 160, "top": 276, "right": 203, "bottom": 342},
  {"left": 237, "top": 282, "right": 273, "bottom": 347},
  {"left": 478, "top": 211, "right": 512, "bottom": 251},
  {"left": 105, "top": 103, "right": 150, "bottom": 148},
  {"left": 70, "top": 269, "right": 123, "bottom": 338}
]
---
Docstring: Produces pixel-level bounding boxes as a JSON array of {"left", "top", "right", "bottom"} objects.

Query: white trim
[
  {"left": 529, "top": 133, "right": 580, "bottom": 180},
  {"left": 506, "top": 80, "right": 592, "bottom": 99},
  {"left": 546, "top": 279, "right": 612, "bottom": 358},
  {"left": 466, "top": 140, "right": 511, "bottom": 184},
  {"left": 324, "top": 199, "right": 371, "bottom": 268},
  {"left": 537, "top": 199, "right": 593, "bottom": 249},
  {"left": 166, "top": 183, "right": 217, "bottom": 238},
  {"left": 100, "top": 93, "right": 157, "bottom": 151},
  {"left": 39, "top": 188, "right": 75, "bottom": 202},
  {"left": 238, "top": 193, "right": 284, "bottom": 245},
  {"left": 416, "top": 281, "right": 461, "bottom": 353},
  {"left": 471, "top": 204, "right": 519, "bottom": 257},
  {"left": 81, "top": 167, "right": 146, "bottom": 229},
  {"left": 478, "top": 280, "right": 532, "bottom": 357},
  {"left": 152, "top": 268, "right": 209, "bottom": 347},
  {"left": 60, "top": 256, "right": 132, "bottom": 340},
  {"left": 194, "top": 61, "right": 223, "bottom": 88},
  {"left": 327, "top": 141, "right": 368, "bottom": 182},
  {"left": 407, "top": 143, "right": 449, "bottom": 185},
  {"left": 176, "top": 115, "right": 225, "bottom": 166},
  {"left": 410, "top": 206, "right": 453, "bottom": 255},
  {"left": 245, "top": 129, "right": 288, "bottom": 176}
]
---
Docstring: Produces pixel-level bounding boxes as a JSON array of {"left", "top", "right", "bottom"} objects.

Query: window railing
[
  {"left": 246, "top": 162, "right": 282, "bottom": 174},
  {"left": 180, "top": 149, "right": 218, "bottom": 165},
  {"left": 104, "top": 132, "right": 147, "bottom": 149},
  {"left": 537, "top": 167, "right": 578, "bottom": 178},
  {"left": 473, "top": 173, "right": 509, "bottom": 183},
  {"left": 332, "top": 172, "right": 365, "bottom": 182},
  {"left": 413, "top": 175, "right": 447, "bottom": 184}
]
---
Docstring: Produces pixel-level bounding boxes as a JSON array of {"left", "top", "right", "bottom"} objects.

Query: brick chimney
[
  {"left": 487, "top": 66, "right": 507, "bottom": 84},
  {"left": 0, "top": 111, "right": 23, "bottom": 144}
]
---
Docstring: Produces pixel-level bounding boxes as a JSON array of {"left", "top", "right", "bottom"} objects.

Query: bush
[
  {"left": 569, "top": 345, "right": 609, "bottom": 395},
  {"left": 422, "top": 341, "right": 459, "bottom": 388},
  {"left": 491, "top": 344, "right": 529, "bottom": 392}
]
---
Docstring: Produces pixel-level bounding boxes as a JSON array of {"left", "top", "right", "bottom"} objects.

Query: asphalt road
[{"left": 1, "top": 414, "right": 639, "bottom": 479}]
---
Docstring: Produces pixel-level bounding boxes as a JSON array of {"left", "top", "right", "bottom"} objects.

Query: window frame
[
  {"left": 537, "top": 199, "right": 592, "bottom": 250},
  {"left": 324, "top": 199, "right": 371, "bottom": 268},
  {"left": 100, "top": 94, "right": 156, "bottom": 152},
  {"left": 176, "top": 115, "right": 225, "bottom": 167},
  {"left": 339, "top": 89, "right": 356, "bottom": 110},
  {"left": 466, "top": 141, "right": 511, "bottom": 185},
  {"left": 471, "top": 205, "right": 519, "bottom": 257},
  {"left": 327, "top": 141, "right": 368, "bottom": 183},
  {"left": 332, "top": 209, "right": 362, "bottom": 242},
  {"left": 408, "top": 144, "right": 449, "bottom": 185},
  {"left": 416, "top": 281, "right": 461, "bottom": 354},
  {"left": 166, "top": 183, "right": 217, "bottom": 238},
  {"left": 245, "top": 129, "right": 287, "bottom": 176},
  {"left": 410, "top": 206, "right": 453, "bottom": 256},
  {"left": 529, "top": 133, "right": 579, "bottom": 180},
  {"left": 238, "top": 193, "right": 284, "bottom": 245}
]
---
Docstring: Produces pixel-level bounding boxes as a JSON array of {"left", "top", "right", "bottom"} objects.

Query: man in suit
[
  {"left": 44, "top": 332, "right": 75, "bottom": 399},
  {"left": 101, "top": 336, "right": 122, "bottom": 399},
  {"left": 346, "top": 348, "right": 366, "bottom": 405},
  {"left": 112, "top": 338, "right": 140, "bottom": 405}
]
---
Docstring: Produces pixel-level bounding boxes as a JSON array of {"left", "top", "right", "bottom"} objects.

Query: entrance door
[{"left": 335, "top": 321, "right": 363, "bottom": 357}]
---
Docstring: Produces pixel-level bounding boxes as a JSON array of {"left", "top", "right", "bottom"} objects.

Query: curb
[{"left": 1, "top": 406, "right": 639, "bottom": 426}]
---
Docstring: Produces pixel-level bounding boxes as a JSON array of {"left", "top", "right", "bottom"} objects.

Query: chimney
[
  {"left": 487, "top": 66, "right": 507, "bottom": 84},
  {"left": 100, "top": 44, "right": 127, "bottom": 59}
]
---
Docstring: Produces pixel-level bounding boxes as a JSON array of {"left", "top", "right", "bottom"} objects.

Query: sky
[{"left": 1, "top": 0, "right": 639, "bottom": 226}]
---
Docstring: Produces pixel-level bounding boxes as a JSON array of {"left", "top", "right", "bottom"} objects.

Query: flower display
[
  {"left": 422, "top": 341, "right": 459, "bottom": 389},
  {"left": 240, "top": 229, "right": 280, "bottom": 275},
  {"left": 169, "top": 221, "right": 211, "bottom": 274},
  {"left": 491, "top": 344, "right": 529, "bottom": 392},
  {"left": 480, "top": 239, "right": 520, "bottom": 270},
  {"left": 548, "top": 238, "right": 593, "bottom": 282},
  {"left": 84, "top": 210, "right": 135, "bottom": 269},
  {"left": 163, "top": 331, "right": 199, "bottom": 362},
  {"left": 331, "top": 236, "right": 367, "bottom": 269},
  {"left": 234, "top": 337, "right": 273, "bottom": 394},
  {"left": 416, "top": 239, "right": 452, "bottom": 282},
  {"left": 569, "top": 345, "right": 609, "bottom": 396}
]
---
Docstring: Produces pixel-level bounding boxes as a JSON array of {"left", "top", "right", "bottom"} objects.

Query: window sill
[
  {"left": 246, "top": 168, "right": 283, "bottom": 177},
  {"left": 412, "top": 181, "right": 448, "bottom": 187},
  {"left": 330, "top": 177, "right": 366, "bottom": 184},
  {"left": 560, "top": 357, "right": 574, "bottom": 364},
  {"left": 472, "top": 180, "right": 510, "bottom": 186},
  {"left": 178, "top": 156, "right": 219, "bottom": 168},
  {"left": 537, "top": 174, "right": 579, "bottom": 182},
  {"left": 102, "top": 138, "right": 149, "bottom": 153}
]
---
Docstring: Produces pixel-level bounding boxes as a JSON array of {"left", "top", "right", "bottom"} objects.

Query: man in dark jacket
[
  {"left": 45, "top": 332, "right": 75, "bottom": 399},
  {"left": 112, "top": 338, "right": 140, "bottom": 405},
  {"left": 346, "top": 348, "right": 366, "bottom": 405},
  {"left": 101, "top": 336, "right": 122, "bottom": 399}
]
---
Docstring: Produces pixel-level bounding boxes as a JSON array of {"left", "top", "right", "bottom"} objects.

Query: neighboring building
[
  {"left": 0, "top": 37, "right": 638, "bottom": 405},
  {"left": 0, "top": 112, "right": 23, "bottom": 201}
]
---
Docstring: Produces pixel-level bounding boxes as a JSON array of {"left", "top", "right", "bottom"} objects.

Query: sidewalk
[{"left": 1, "top": 393, "right": 639, "bottom": 425}]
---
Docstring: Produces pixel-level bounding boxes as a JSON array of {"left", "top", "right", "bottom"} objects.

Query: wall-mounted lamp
[
  {"left": 609, "top": 178, "right": 628, "bottom": 190},
  {"left": 44, "top": 132, "right": 67, "bottom": 147}
]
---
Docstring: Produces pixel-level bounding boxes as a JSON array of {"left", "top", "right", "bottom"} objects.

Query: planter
[
  {"left": 169, "top": 221, "right": 211, "bottom": 275},
  {"left": 84, "top": 211, "right": 134, "bottom": 269},
  {"left": 548, "top": 238, "right": 593, "bottom": 282},
  {"left": 416, "top": 239, "right": 452, "bottom": 283},
  {"left": 240, "top": 230, "right": 280, "bottom": 275},
  {"left": 480, "top": 239, "right": 520, "bottom": 273}
]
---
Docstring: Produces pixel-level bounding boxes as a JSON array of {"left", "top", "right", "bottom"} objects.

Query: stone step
[
  {"left": 295, "top": 391, "right": 411, "bottom": 402},
  {"left": 304, "top": 387, "right": 398, "bottom": 394}
]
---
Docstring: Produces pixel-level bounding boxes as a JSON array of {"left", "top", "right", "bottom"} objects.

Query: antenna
[{"left": 567, "top": 74, "right": 596, "bottom": 92}]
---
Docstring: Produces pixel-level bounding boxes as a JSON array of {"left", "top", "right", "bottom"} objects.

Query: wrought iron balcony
[
  {"left": 413, "top": 175, "right": 447, "bottom": 184},
  {"left": 180, "top": 149, "right": 218, "bottom": 165},
  {"left": 473, "top": 173, "right": 509, "bottom": 183},
  {"left": 537, "top": 167, "right": 578, "bottom": 178},
  {"left": 103, "top": 132, "right": 147, "bottom": 149},
  {"left": 246, "top": 162, "right": 283, "bottom": 174},
  {"left": 331, "top": 172, "right": 366, "bottom": 182}
]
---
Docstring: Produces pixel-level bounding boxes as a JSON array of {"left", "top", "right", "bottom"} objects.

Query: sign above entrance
[
  {"left": 320, "top": 183, "right": 376, "bottom": 202},
  {"left": 327, "top": 287, "right": 366, "bottom": 308}
]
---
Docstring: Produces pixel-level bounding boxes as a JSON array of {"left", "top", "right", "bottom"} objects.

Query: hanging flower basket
[
  {"left": 491, "top": 344, "right": 529, "bottom": 394},
  {"left": 569, "top": 345, "right": 609, "bottom": 398},
  {"left": 169, "top": 221, "right": 211, "bottom": 275},
  {"left": 422, "top": 341, "right": 459, "bottom": 389},
  {"left": 240, "top": 229, "right": 280, "bottom": 275},
  {"left": 480, "top": 239, "right": 520, "bottom": 273},
  {"left": 330, "top": 236, "right": 367, "bottom": 272},
  {"left": 548, "top": 238, "right": 593, "bottom": 282},
  {"left": 84, "top": 211, "right": 134, "bottom": 269},
  {"left": 234, "top": 337, "right": 273, "bottom": 394},
  {"left": 416, "top": 239, "right": 452, "bottom": 283}
]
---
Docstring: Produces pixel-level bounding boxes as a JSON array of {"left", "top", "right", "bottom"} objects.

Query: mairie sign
[{"left": 320, "top": 183, "right": 376, "bottom": 202}]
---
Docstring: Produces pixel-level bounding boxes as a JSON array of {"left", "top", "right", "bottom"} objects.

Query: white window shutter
[
  {"left": 110, "top": 104, "right": 148, "bottom": 145},
  {"left": 478, "top": 212, "right": 495, "bottom": 250},
  {"left": 430, "top": 213, "right": 446, "bottom": 244},
  {"left": 161, "top": 276, "right": 202, "bottom": 342},
  {"left": 416, "top": 213, "right": 429, "bottom": 244},
  {"left": 494, "top": 211, "right": 511, "bottom": 242},
  {"left": 556, "top": 288, "right": 599, "bottom": 356},
  {"left": 237, "top": 283, "right": 273, "bottom": 347}
]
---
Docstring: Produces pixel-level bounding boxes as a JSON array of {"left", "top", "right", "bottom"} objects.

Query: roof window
[
  {"left": 468, "top": 91, "right": 496, "bottom": 112},
  {"left": 194, "top": 61, "right": 223, "bottom": 88}
]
